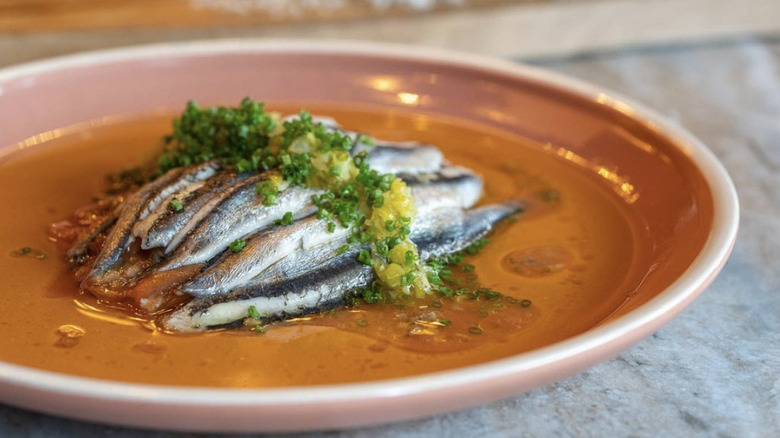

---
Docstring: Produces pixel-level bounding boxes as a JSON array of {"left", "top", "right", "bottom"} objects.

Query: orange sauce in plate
[{"left": 0, "top": 106, "right": 647, "bottom": 387}]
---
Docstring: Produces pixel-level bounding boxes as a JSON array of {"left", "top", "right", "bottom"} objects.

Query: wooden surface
[
  {"left": 0, "top": 0, "right": 534, "bottom": 32},
  {"left": 1, "top": 0, "right": 780, "bottom": 66}
]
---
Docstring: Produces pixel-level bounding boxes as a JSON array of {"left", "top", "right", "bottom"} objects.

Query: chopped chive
[
  {"left": 401, "top": 270, "right": 416, "bottom": 287},
  {"left": 168, "top": 198, "right": 183, "bottom": 212},
  {"left": 439, "top": 319, "right": 452, "bottom": 327},
  {"left": 274, "top": 211, "right": 294, "bottom": 226},
  {"left": 247, "top": 305, "right": 260, "bottom": 319},
  {"left": 229, "top": 239, "right": 247, "bottom": 253},
  {"left": 357, "top": 249, "right": 374, "bottom": 266},
  {"left": 485, "top": 290, "right": 502, "bottom": 300},
  {"left": 256, "top": 181, "right": 279, "bottom": 206}
]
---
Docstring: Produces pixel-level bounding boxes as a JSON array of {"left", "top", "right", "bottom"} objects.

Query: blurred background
[{"left": 2, "top": 0, "right": 779, "bottom": 65}]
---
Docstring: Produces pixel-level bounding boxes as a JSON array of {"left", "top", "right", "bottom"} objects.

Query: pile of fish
[{"left": 69, "top": 119, "right": 522, "bottom": 332}]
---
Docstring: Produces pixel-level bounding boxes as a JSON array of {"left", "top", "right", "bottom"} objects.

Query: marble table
[{"left": 1, "top": 36, "right": 778, "bottom": 437}]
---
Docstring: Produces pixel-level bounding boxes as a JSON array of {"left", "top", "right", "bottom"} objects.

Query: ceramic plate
[{"left": 0, "top": 40, "right": 738, "bottom": 432}]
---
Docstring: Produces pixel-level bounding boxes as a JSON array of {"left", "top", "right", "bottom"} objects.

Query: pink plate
[{"left": 0, "top": 40, "right": 738, "bottom": 432}]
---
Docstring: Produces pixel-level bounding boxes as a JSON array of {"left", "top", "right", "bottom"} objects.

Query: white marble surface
[{"left": 1, "top": 37, "right": 779, "bottom": 437}]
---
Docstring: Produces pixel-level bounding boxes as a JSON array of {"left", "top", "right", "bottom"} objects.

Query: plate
[{"left": 0, "top": 40, "right": 738, "bottom": 432}]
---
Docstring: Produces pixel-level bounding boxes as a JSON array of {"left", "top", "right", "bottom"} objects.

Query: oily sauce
[{"left": 0, "top": 106, "right": 645, "bottom": 387}]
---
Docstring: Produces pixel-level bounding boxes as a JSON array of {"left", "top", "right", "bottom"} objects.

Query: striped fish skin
[
  {"left": 137, "top": 161, "right": 221, "bottom": 221},
  {"left": 178, "top": 215, "right": 350, "bottom": 298},
  {"left": 404, "top": 166, "right": 483, "bottom": 212},
  {"left": 156, "top": 180, "right": 320, "bottom": 272},
  {"left": 161, "top": 201, "right": 523, "bottom": 333},
  {"left": 176, "top": 167, "right": 484, "bottom": 298},
  {"left": 80, "top": 161, "right": 219, "bottom": 289},
  {"left": 136, "top": 171, "right": 251, "bottom": 250},
  {"left": 132, "top": 180, "right": 206, "bottom": 243}
]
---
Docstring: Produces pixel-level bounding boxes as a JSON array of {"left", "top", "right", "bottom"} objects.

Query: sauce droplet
[
  {"left": 55, "top": 324, "right": 85, "bottom": 348},
  {"left": 502, "top": 246, "right": 574, "bottom": 277}
]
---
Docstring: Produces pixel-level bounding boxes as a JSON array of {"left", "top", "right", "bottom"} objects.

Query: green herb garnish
[
  {"left": 255, "top": 181, "right": 279, "bottom": 206},
  {"left": 168, "top": 198, "right": 183, "bottom": 212},
  {"left": 229, "top": 239, "right": 247, "bottom": 253},
  {"left": 274, "top": 212, "right": 294, "bottom": 226},
  {"left": 158, "top": 98, "right": 277, "bottom": 174}
]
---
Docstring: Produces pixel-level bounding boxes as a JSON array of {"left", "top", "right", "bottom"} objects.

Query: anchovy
[
  {"left": 157, "top": 179, "right": 320, "bottom": 272},
  {"left": 137, "top": 161, "right": 221, "bottom": 221},
  {"left": 161, "top": 201, "right": 523, "bottom": 332},
  {"left": 66, "top": 210, "right": 118, "bottom": 266},
  {"left": 132, "top": 180, "right": 206, "bottom": 243},
  {"left": 179, "top": 215, "right": 351, "bottom": 297},
  {"left": 81, "top": 161, "right": 220, "bottom": 289},
  {"left": 176, "top": 167, "right": 485, "bottom": 298},
  {"left": 135, "top": 171, "right": 251, "bottom": 250},
  {"left": 301, "top": 115, "right": 444, "bottom": 174},
  {"left": 356, "top": 141, "right": 444, "bottom": 175},
  {"left": 402, "top": 166, "right": 483, "bottom": 212}
]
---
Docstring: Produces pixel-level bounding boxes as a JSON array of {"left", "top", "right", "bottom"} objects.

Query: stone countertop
[{"left": 1, "top": 37, "right": 779, "bottom": 437}]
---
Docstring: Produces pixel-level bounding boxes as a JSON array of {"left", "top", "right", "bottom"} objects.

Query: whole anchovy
[
  {"left": 135, "top": 171, "right": 251, "bottom": 250},
  {"left": 177, "top": 167, "right": 484, "bottom": 298},
  {"left": 161, "top": 201, "right": 523, "bottom": 332},
  {"left": 81, "top": 161, "right": 220, "bottom": 289}
]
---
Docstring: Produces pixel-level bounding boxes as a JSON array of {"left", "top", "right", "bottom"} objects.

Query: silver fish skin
[
  {"left": 81, "top": 162, "right": 219, "bottom": 288},
  {"left": 176, "top": 167, "right": 484, "bottom": 298},
  {"left": 137, "top": 161, "right": 221, "bottom": 221},
  {"left": 136, "top": 171, "right": 251, "bottom": 250},
  {"left": 157, "top": 180, "right": 320, "bottom": 272},
  {"left": 132, "top": 180, "right": 206, "bottom": 242},
  {"left": 405, "top": 166, "right": 483, "bottom": 211},
  {"left": 152, "top": 141, "right": 453, "bottom": 271},
  {"left": 356, "top": 141, "right": 444, "bottom": 175},
  {"left": 178, "top": 215, "right": 351, "bottom": 298},
  {"left": 287, "top": 114, "right": 444, "bottom": 174},
  {"left": 162, "top": 201, "right": 523, "bottom": 332}
]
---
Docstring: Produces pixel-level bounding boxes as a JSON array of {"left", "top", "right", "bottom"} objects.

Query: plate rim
[{"left": 0, "top": 38, "right": 739, "bottom": 418}]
